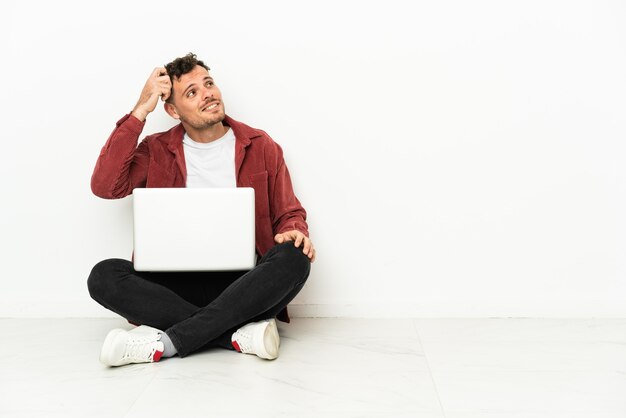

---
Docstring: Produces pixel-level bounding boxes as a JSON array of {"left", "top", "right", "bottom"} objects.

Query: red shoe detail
[
  {"left": 232, "top": 340, "right": 241, "bottom": 352},
  {"left": 153, "top": 350, "right": 163, "bottom": 362}
]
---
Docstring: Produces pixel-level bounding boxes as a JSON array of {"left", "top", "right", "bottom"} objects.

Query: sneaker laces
[{"left": 122, "top": 333, "right": 162, "bottom": 362}]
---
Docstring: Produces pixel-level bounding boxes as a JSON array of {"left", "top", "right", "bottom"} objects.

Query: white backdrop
[{"left": 2, "top": 0, "right": 625, "bottom": 317}]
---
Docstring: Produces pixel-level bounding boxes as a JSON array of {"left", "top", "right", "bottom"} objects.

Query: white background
[{"left": 2, "top": 0, "right": 625, "bottom": 317}]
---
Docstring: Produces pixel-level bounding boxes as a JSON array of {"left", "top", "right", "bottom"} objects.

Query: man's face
[{"left": 166, "top": 65, "right": 226, "bottom": 129}]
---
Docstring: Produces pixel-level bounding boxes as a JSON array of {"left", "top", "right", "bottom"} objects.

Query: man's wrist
[{"left": 130, "top": 108, "right": 149, "bottom": 122}]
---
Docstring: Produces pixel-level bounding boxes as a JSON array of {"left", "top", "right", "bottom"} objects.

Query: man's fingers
[
  {"left": 303, "top": 238, "right": 311, "bottom": 254},
  {"left": 275, "top": 231, "right": 311, "bottom": 249},
  {"left": 275, "top": 230, "right": 315, "bottom": 261},
  {"left": 153, "top": 67, "right": 168, "bottom": 77},
  {"left": 157, "top": 76, "right": 171, "bottom": 101},
  {"left": 152, "top": 69, "right": 170, "bottom": 99},
  {"left": 277, "top": 232, "right": 297, "bottom": 243},
  {"left": 295, "top": 234, "right": 303, "bottom": 248},
  {"left": 157, "top": 76, "right": 171, "bottom": 89}
]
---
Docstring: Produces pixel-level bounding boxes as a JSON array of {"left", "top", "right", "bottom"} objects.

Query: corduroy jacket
[{"left": 91, "top": 113, "right": 309, "bottom": 322}]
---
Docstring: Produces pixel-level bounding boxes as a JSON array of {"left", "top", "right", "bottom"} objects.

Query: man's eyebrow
[
  {"left": 182, "top": 76, "right": 213, "bottom": 96},
  {"left": 182, "top": 82, "right": 197, "bottom": 95}
]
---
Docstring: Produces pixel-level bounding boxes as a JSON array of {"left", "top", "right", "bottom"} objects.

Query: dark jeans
[{"left": 87, "top": 242, "right": 311, "bottom": 357}]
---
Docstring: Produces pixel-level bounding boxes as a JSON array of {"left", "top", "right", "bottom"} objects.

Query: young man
[{"left": 88, "top": 53, "right": 315, "bottom": 366}]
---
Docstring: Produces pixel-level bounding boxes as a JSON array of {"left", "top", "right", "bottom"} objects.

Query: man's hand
[
  {"left": 131, "top": 67, "right": 172, "bottom": 122},
  {"left": 274, "top": 230, "right": 316, "bottom": 262}
]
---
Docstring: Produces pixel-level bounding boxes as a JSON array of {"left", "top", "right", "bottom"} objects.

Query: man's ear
[{"left": 164, "top": 102, "right": 180, "bottom": 120}]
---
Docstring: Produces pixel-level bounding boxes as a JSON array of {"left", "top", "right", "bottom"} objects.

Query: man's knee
[
  {"left": 87, "top": 258, "right": 130, "bottom": 302},
  {"left": 273, "top": 241, "right": 311, "bottom": 280}
]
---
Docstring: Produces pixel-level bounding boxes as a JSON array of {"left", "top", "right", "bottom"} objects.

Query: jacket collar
[
  {"left": 165, "top": 114, "right": 259, "bottom": 152},
  {"left": 164, "top": 115, "right": 262, "bottom": 182}
]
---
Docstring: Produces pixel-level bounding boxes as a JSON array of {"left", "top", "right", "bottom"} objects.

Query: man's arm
[
  {"left": 91, "top": 68, "right": 172, "bottom": 199},
  {"left": 269, "top": 144, "right": 316, "bottom": 262},
  {"left": 90, "top": 115, "right": 149, "bottom": 199}
]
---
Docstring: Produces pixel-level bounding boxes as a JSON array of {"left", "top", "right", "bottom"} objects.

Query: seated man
[{"left": 88, "top": 53, "right": 315, "bottom": 366}]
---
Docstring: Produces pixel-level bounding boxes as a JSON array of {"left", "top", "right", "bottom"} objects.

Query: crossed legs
[{"left": 87, "top": 242, "right": 311, "bottom": 358}]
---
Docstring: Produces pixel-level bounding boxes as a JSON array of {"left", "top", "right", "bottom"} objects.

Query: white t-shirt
[{"left": 182, "top": 128, "right": 236, "bottom": 188}]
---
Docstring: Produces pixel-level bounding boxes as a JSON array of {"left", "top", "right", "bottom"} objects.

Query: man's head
[{"left": 163, "top": 53, "right": 226, "bottom": 132}]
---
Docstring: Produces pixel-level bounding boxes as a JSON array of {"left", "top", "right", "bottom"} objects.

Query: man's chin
[
  {"left": 202, "top": 110, "right": 226, "bottom": 126},
  {"left": 183, "top": 113, "right": 226, "bottom": 130}
]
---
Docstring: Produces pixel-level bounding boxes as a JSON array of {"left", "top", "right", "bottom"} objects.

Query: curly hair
[
  {"left": 164, "top": 53, "right": 210, "bottom": 101},
  {"left": 165, "top": 52, "right": 209, "bottom": 80}
]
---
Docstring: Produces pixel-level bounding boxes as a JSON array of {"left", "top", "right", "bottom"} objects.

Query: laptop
[{"left": 132, "top": 188, "right": 256, "bottom": 272}]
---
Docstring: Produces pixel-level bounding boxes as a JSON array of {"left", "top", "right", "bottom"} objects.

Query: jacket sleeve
[
  {"left": 91, "top": 114, "right": 150, "bottom": 199},
  {"left": 268, "top": 142, "right": 309, "bottom": 237}
]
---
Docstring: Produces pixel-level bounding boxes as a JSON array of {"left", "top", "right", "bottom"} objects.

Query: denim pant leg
[
  {"left": 166, "top": 241, "right": 311, "bottom": 357},
  {"left": 87, "top": 259, "right": 244, "bottom": 332},
  {"left": 200, "top": 260, "right": 310, "bottom": 351}
]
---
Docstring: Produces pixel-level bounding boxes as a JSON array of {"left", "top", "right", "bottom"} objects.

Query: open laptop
[{"left": 132, "top": 188, "right": 256, "bottom": 272}]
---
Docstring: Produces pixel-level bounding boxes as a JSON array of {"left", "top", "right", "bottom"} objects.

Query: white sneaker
[
  {"left": 231, "top": 318, "right": 280, "bottom": 360},
  {"left": 99, "top": 326, "right": 165, "bottom": 367},
  {"left": 131, "top": 324, "right": 163, "bottom": 334}
]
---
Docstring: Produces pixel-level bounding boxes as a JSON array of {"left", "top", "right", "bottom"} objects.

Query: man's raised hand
[{"left": 131, "top": 67, "right": 172, "bottom": 122}]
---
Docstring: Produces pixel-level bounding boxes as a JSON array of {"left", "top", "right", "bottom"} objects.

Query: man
[{"left": 88, "top": 53, "right": 315, "bottom": 366}]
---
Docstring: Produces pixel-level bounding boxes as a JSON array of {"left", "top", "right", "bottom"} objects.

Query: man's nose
[{"left": 202, "top": 86, "right": 213, "bottom": 101}]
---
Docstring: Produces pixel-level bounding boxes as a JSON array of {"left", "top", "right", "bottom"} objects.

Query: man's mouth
[{"left": 202, "top": 102, "right": 219, "bottom": 112}]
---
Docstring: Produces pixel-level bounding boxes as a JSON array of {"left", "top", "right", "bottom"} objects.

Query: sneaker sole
[
  {"left": 99, "top": 328, "right": 125, "bottom": 366},
  {"left": 260, "top": 319, "right": 280, "bottom": 360}
]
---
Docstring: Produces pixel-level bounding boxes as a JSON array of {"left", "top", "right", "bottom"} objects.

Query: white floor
[{"left": 1, "top": 318, "right": 625, "bottom": 417}]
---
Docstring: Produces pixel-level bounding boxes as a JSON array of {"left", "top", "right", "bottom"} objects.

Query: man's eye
[
  {"left": 187, "top": 90, "right": 195, "bottom": 98},
  {"left": 205, "top": 81, "right": 213, "bottom": 87}
]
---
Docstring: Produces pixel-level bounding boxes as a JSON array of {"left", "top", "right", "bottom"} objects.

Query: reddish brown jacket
[{"left": 91, "top": 113, "right": 309, "bottom": 322}]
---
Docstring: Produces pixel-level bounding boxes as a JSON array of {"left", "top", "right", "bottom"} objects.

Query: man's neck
[{"left": 183, "top": 122, "right": 228, "bottom": 143}]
